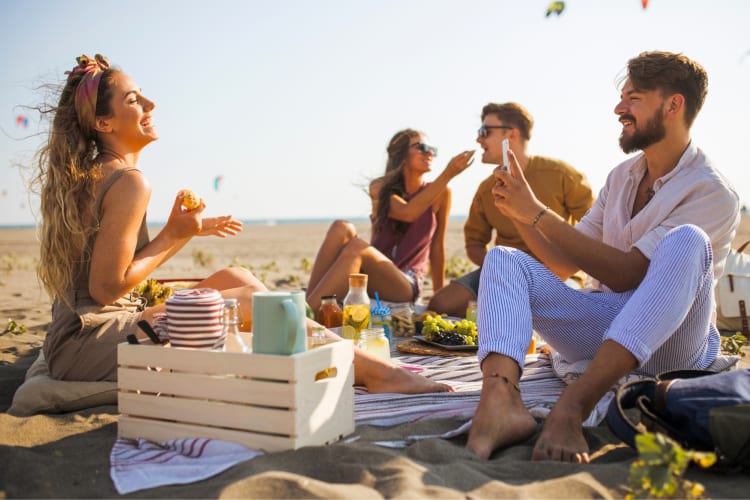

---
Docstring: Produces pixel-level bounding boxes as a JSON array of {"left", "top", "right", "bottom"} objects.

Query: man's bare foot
[
  {"left": 531, "top": 403, "right": 589, "bottom": 463},
  {"left": 466, "top": 376, "right": 537, "bottom": 459},
  {"left": 363, "top": 363, "right": 453, "bottom": 394}
]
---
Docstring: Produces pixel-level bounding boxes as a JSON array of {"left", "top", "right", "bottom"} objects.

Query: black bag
[{"left": 606, "top": 369, "right": 750, "bottom": 469}]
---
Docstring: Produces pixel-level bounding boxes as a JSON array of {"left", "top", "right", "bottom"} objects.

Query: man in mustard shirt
[{"left": 428, "top": 102, "right": 593, "bottom": 317}]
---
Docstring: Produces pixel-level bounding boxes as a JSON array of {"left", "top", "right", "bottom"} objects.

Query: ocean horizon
[{"left": 0, "top": 214, "right": 470, "bottom": 230}]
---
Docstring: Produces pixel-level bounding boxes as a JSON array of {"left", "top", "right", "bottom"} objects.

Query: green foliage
[
  {"left": 298, "top": 257, "right": 312, "bottom": 273},
  {"left": 191, "top": 249, "right": 214, "bottom": 268},
  {"left": 2, "top": 318, "right": 27, "bottom": 335},
  {"left": 721, "top": 332, "right": 747, "bottom": 356},
  {"left": 445, "top": 256, "right": 476, "bottom": 279},
  {"left": 626, "top": 432, "right": 715, "bottom": 500},
  {"left": 134, "top": 279, "right": 174, "bottom": 306},
  {"left": 1, "top": 253, "right": 30, "bottom": 274}
]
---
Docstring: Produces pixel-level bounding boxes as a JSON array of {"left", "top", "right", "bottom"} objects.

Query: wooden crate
[{"left": 117, "top": 339, "right": 354, "bottom": 452}]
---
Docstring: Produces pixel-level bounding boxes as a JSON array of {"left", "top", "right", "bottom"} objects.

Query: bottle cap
[
  {"left": 348, "top": 273, "right": 368, "bottom": 288},
  {"left": 321, "top": 294, "right": 338, "bottom": 300}
]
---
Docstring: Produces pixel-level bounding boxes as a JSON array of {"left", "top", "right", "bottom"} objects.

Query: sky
[{"left": 1, "top": 0, "right": 749, "bottom": 227}]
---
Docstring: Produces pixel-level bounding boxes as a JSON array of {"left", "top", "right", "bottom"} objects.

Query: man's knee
[{"left": 659, "top": 224, "right": 712, "bottom": 262}]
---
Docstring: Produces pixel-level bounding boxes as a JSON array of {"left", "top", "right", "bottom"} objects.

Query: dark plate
[{"left": 414, "top": 335, "right": 478, "bottom": 351}]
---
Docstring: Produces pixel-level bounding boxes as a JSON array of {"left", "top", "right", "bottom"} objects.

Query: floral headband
[{"left": 66, "top": 54, "right": 110, "bottom": 137}]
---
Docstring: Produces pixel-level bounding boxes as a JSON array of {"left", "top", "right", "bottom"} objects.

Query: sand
[{"left": 1, "top": 217, "right": 749, "bottom": 498}]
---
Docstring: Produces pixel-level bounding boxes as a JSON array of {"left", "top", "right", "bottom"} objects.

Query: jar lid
[{"left": 371, "top": 304, "right": 391, "bottom": 314}]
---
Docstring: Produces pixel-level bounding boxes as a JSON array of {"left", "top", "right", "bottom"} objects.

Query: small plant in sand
[
  {"left": 298, "top": 257, "right": 312, "bottom": 273},
  {"left": 275, "top": 274, "right": 301, "bottom": 288},
  {"left": 2, "top": 318, "right": 27, "bottom": 335},
  {"left": 260, "top": 261, "right": 280, "bottom": 272},
  {"left": 192, "top": 249, "right": 214, "bottom": 268},
  {"left": 1, "top": 253, "right": 27, "bottom": 274},
  {"left": 445, "top": 256, "right": 476, "bottom": 279},
  {"left": 720, "top": 332, "right": 747, "bottom": 356},
  {"left": 625, "top": 432, "right": 715, "bottom": 500}
]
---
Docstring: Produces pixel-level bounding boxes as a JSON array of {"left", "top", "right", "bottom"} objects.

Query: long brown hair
[
  {"left": 29, "top": 65, "right": 119, "bottom": 305},
  {"left": 372, "top": 128, "right": 421, "bottom": 236}
]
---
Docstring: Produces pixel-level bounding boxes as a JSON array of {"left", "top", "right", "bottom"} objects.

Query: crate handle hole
[{"left": 314, "top": 367, "right": 338, "bottom": 381}]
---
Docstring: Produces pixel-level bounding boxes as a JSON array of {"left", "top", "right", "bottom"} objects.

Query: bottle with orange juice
[{"left": 342, "top": 273, "right": 371, "bottom": 342}]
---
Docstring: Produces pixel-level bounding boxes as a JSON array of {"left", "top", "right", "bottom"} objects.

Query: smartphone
[{"left": 502, "top": 138, "right": 510, "bottom": 168}]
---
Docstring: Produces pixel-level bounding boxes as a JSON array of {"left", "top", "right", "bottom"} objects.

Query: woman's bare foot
[
  {"left": 531, "top": 402, "right": 590, "bottom": 463},
  {"left": 363, "top": 363, "right": 453, "bottom": 394},
  {"left": 466, "top": 375, "right": 537, "bottom": 459},
  {"left": 352, "top": 342, "right": 452, "bottom": 394}
]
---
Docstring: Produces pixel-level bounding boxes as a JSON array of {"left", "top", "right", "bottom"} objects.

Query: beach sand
[{"left": 1, "top": 218, "right": 749, "bottom": 497}]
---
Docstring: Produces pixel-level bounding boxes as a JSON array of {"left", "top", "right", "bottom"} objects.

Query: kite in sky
[
  {"left": 16, "top": 115, "right": 29, "bottom": 128},
  {"left": 642, "top": 0, "right": 649, "bottom": 9},
  {"left": 545, "top": 1, "right": 565, "bottom": 17},
  {"left": 213, "top": 175, "right": 224, "bottom": 192}
]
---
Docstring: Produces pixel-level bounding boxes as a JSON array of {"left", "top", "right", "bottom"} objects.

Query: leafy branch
[
  {"left": 2, "top": 318, "right": 27, "bottom": 335},
  {"left": 720, "top": 332, "right": 747, "bottom": 356},
  {"left": 626, "top": 432, "right": 715, "bottom": 499}
]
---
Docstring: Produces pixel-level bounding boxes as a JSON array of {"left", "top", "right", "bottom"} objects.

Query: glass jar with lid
[
  {"left": 356, "top": 327, "right": 390, "bottom": 361},
  {"left": 318, "top": 294, "right": 343, "bottom": 328}
]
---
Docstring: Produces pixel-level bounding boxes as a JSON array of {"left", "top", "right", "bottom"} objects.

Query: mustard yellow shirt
[{"left": 464, "top": 156, "right": 593, "bottom": 259}]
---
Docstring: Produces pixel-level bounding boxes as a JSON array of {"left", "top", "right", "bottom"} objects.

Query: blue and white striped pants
[{"left": 477, "top": 224, "right": 720, "bottom": 376}]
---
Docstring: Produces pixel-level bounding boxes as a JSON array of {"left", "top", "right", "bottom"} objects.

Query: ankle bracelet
[{"left": 485, "top": 372, "right": 520, "bottom": 392}]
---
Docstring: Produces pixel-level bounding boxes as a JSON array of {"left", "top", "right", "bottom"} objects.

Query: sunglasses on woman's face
[
  {"left": 477, "top": 124, "right": 513, "bottom": 138},
  {"left": 411, "top": 142, "right": 438, "bottom": 156}
]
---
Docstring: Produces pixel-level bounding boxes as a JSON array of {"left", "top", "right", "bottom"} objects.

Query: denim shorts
[
  {"left": 404, "top": 268, "right": 424, "bottom": 301},
  {"left": 453, "top": 268, "right": 481, "bottom": 297}
]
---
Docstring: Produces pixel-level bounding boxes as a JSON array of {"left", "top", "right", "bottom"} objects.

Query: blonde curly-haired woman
[{"left": 30, "top": 54, "right": 450, "bottom": 394}]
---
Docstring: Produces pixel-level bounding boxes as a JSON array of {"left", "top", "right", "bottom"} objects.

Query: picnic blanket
[
  {"left": 109, "top": 347, "right": 740, "bottom": 494},
  {"left": 110, "top": 350, "right": 569, "bottom": 494}
]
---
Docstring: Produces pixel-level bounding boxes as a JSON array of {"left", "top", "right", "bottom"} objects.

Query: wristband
[{"left": 531, "top": 207, "right": 549, "bottom": 228}]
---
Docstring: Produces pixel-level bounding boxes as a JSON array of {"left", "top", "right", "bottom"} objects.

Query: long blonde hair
[{"left": 29, "top": 66, "right": 118, "bottom": 305}]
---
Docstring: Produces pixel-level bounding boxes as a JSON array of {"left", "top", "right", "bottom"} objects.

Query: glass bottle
[
  {"left": 357, "top": 327, "right": 391, "bottom": 361},
  {"left": 466, "top": 300, "right": 478, "bottom": 323},
  {"left": 390, "top": 302, "right": 415, "bottom": 336},
  {"left": 342, "top": 273, "right": 371, "bottom": 342},
  {"left": 308, "top": 325, "right": 328, "bottom": 349},
  {"left": 318, "top": 294, "right": 343, "bottom": 328},
  {"left": 222, "top": 298, "right": 249, "bottom": 353}
]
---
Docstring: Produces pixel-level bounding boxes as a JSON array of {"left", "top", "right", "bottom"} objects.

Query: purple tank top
[{"left": 370, "top": 183, "right": 437, "bottom": 276}]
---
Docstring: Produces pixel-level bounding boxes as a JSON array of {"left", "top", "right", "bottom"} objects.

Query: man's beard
[{"left": 619, "top": 109, "right": 666, "bottom": 154}]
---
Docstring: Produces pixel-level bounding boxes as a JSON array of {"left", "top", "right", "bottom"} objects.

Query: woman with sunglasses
[
  {"left": 29, "top": 55, "right": 451, "bottom": 396},
  {"left": 306, "top": 129, "right": 474, "bottom": 312}
]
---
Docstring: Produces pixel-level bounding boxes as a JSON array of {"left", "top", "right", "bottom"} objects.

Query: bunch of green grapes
[
  {"left": 453, "top": 319, "right": 478, "bottom": 345},
  {"left": 421, "top": 314, "right": 454, "bottom": 338},
  {"left": 422, "top": 314, "right": 478, "bottom": 345}
]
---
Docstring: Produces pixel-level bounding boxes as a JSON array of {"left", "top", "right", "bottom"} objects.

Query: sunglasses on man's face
[
  {"left": 411, "top": 142, "right": 438, "bottom": 156},
  {"left": 477, "top": 124, "right": 513, "bottom": 138}
]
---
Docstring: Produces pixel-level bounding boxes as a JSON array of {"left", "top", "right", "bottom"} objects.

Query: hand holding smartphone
[{"left": 502, "top": 138, "right": 510, "bottom": 169}]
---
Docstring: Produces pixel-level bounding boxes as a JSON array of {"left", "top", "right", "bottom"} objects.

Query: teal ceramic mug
[{"left": 251, "top": 290, "right": 307, "bottom": 355}]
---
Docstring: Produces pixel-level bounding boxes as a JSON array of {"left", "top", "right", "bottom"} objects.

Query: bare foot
[
  {"left": 466, "top": 376, "right": 537, "bottom": 459},
  {"left": 363, "top": 364, "right": 453, "bottom": 394},
  {"left": 531, "top": 403, "right": 590, "bottom": 463}
]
